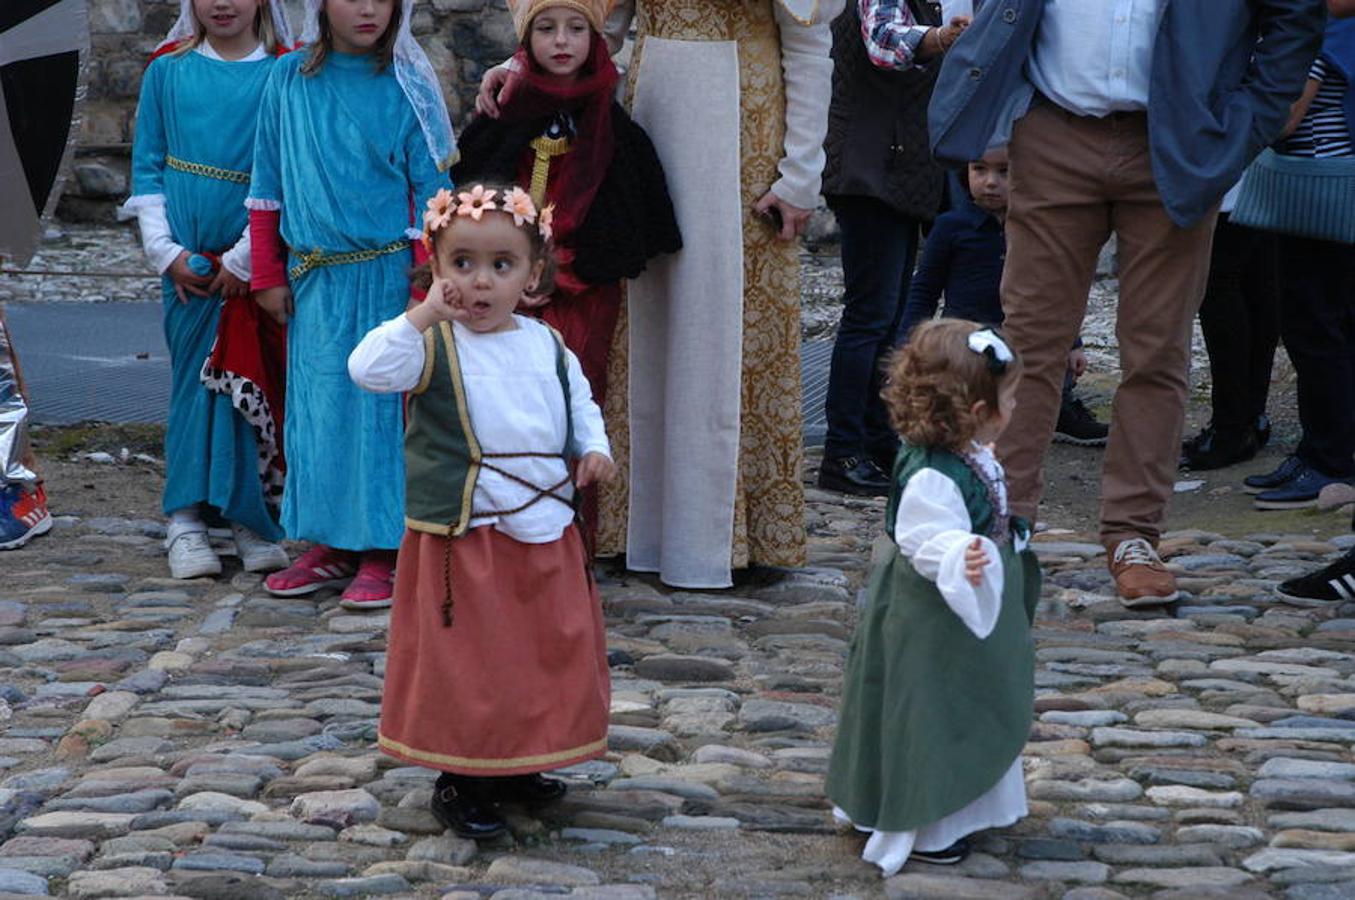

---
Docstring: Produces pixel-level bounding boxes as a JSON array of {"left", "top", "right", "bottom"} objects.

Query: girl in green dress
[{"left": 826, "top": 319, "right": 1040, "bottom": 875}]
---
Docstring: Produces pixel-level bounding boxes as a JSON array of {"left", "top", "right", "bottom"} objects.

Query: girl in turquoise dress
[
  {"left": 248, "top": 0, "right": 455, "bottom": 609},
  {"left": 826, "top": 319, "right": 1040, "bottom": 876},
  {"left": 124, "top": 0, "right": 294, "bottom": 581}
]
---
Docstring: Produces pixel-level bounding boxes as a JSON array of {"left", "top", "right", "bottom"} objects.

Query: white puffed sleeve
[
  {"left": 348, "top": 314, "right": 427, "bottom": 393},
  {"left": 771, "top": 0, "right": 846, "bottom": 210},
  {"left": 893, "top": 468, "right": 1004, "bottom": 639},
  {"left": 133, "top": 202, "right": 185, "bottom": 275},
  {"left": 220, "top": 227, "right": 251, "bottom": 281}
]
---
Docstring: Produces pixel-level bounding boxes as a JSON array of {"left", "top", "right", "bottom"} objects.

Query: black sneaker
[
  {"left": 1244, "top": 455, "right": 1304, "bottom": 494},
  {"left": 912, "top": 837, "right": 970, "bottom": 865},
  {"left": 818, "top": 456, "right": 890, "bottom": 497},
  {"left": 430, "top": 775, "right": 507, "bottom": 840},
  {"left": 1054, "top": 397, "right": 1108, "bottom": 447},
  {"left": 1276, "top": 548, "right": 1355, "bottom": 607}
]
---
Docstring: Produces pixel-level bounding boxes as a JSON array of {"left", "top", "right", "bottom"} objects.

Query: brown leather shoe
[{"left": 1108, "top": 538, "right": 1180, "bottom": 607}]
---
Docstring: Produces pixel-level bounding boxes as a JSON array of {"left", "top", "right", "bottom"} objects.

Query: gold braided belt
[
  {"left": 287, "top": 239, "right": 411, "bottom": 282},
  {"left": 165, "top": 154, "right": 251, "bottom": 185}
]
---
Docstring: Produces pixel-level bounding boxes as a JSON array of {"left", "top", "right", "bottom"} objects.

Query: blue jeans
[{"left": 823, "top": 196, "right": 921, "bottom": 462}]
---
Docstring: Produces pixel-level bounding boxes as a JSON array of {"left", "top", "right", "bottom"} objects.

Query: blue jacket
[{"left": 927, "top": 0, "right": 1327, "bottom": 226}]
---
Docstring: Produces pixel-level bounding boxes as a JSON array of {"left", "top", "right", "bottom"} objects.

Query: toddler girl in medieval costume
[
  {"left": 825, "top": 319, "right": 1039, "bottom": 875},
  {"left": 248, "top": 0, "right": 454, "bottom": 608},
  {"left": 124, "top": 0, "right": 295, "bottom": 580},
  {"left": 349, "top": 183, "right": 613, "bottom": 841}
]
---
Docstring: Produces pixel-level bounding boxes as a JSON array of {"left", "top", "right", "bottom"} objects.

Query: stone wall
[{"left": 64, "top": 0, "right": 517, "bottom": 219}]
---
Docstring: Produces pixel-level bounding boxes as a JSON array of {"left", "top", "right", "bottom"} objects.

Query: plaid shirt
[{"left": 860, "top": 0, "right": 932, "bottom": 70}]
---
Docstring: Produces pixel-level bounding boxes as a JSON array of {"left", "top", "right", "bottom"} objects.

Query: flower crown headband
[{"left": 421, "top": 185, "right": 554, "bottom": 249}]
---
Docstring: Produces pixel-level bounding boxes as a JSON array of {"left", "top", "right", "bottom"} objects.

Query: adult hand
[
  {"left": 575, "top": 451, "right": 616, "bottom": 489},
  {"left": 920, "top": 15, "right": 971, "bottom": 59},
  {"left": 475, "top": 66, "right": 517, "bottom": 119},
  {"left": 167, "top": 251, "right": 212, "bottom": 303},
  {"left": 208, "top": 267, "right": 249, "bottom": 299},
  {"left": 255, "top": 285, "right": 293, "bottom": 326},
  {"left": 753, "top": 191, "right": 811, "bottom": 241}
]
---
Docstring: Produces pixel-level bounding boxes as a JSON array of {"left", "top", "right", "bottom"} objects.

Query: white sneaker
[
  {"left": 231, "top": 523, "right": 290, "bottom": 573},
  {"left": 165, "top": 521, "right": 222, "bottom": 579}
]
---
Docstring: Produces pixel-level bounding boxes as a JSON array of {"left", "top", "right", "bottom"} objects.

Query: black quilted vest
[{"left": 822, "top": 0, "right": 946, "bottom": 221}]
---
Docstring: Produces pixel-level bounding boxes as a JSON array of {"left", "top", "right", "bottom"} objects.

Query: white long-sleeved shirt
[
  {"left": 891, "top": 443, "right": 1016, "bottom": 640},
  {"left": 123, "top": 41, "right": 264, "bottom": 278},
  {"left": 348, "top": 313, "right": 611, "bottom": 544},
  {"left": 1027, "top": 0, "right": 1164, "bottom": 118}
]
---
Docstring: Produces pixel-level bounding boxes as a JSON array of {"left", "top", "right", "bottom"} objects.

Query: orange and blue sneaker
[{"left": 0, "top": 483, "right": 52, "bottom": 550}]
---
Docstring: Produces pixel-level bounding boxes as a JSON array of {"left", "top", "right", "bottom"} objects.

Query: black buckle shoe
[
  {"left": 494, "top": 774, "right": 568, "bottom": 806},
  {"left": 817, "top": 456, "right": 890, "bottom": 497},
  {"left": 430, "top": 777, "right": 507, "bottom": 840}
]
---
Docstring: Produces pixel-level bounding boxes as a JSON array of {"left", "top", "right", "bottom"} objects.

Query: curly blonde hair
[{"left": 883, "top": 319, "right": 1022, "bottom": 452}]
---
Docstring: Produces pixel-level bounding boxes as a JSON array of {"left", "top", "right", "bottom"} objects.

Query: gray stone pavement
[{"left": 2, "top": 453, "right": 1355, "bottom": 898}]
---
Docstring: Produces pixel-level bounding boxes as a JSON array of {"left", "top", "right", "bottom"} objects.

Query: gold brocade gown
[{"left": 597, "top": 0, "right": 807, "bottom": 578}]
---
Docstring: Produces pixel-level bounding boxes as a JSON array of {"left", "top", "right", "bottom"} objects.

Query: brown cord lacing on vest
[{"left": 439, "top": 451, "right": 583, "bottom": 628}]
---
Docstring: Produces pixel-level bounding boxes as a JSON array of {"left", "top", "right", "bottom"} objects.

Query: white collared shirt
[{"left": 1027, "top": 0, "right": 1164, "bottom": 117}]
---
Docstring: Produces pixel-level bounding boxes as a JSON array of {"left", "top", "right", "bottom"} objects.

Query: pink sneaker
[
  {"left": 340, "top": 557, "right": 396, "bottom": 610},
  {"left": 264, "top": 545, "right": 358, "bottom": 597}
]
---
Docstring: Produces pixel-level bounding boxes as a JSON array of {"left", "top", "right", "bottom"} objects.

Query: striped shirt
[
  {"left": 1280, "top": 56, "right": 1354, "bottom": 159},
  {"left": 859, "top": 0, "right": 932, "bottom": 70}
]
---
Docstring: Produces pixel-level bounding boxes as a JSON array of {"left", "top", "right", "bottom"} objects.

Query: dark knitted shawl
[{"left": 452, "top": 104, "right": 682, "bottom": 285}]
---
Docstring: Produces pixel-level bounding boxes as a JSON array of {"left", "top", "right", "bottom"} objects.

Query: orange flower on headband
[
  {"left": 456, "top": 185, "right": 498, "bottom": 221},
  {"left": 504, "top": 187, "right": 537, "bottom": 227},
  {"left": 538, "top": 204, "right": 555, "bottom": 242},
  {"left": 423, "top": 188, "right": 455, "bottom": 233}
]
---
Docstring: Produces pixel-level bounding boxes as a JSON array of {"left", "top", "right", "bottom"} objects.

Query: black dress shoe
[
  {"left": 1180, "top": 424, "right": 1259, "bottom": 470},
  {"left": 817, "top": 456, "right": 890, "bottom": 497},
  {"left": 493, "top": 773, "right": 568, "bottom": 806},
  {"left": 430, "top": 776, "right": 507, "bottom": 840}
]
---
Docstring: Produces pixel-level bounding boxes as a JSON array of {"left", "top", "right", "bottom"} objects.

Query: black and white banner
[{"left": 0, "top": 0, "right": 89, "bottom": 267}]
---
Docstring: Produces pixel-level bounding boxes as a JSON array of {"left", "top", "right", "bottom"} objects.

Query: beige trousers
[{"left": 998, "top": 101, "right": 1219, "bottom": 547}]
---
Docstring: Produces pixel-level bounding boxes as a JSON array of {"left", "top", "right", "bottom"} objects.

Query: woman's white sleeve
[
  {"left": 564, "top": 346, "right": 611, "bottom": 459},
  {"left": 893, "top": 467, "right": 1004, "bottom": 639},
  {"left": 134, "top": 202, "right": 184, "bottom": 275},
  {"left": 770, "top": 0, "right": 846, "bottom": 210},
  {"left": 347, "top": 314, "right": 426, "bottom": 393},
  {"left": 603, "top": 0, "right": 635, "bottom": 55}
]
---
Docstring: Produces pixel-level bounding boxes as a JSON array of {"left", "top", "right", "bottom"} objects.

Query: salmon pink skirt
[{"left": 378, "top": 524, "right": 610, "bottom": 776}]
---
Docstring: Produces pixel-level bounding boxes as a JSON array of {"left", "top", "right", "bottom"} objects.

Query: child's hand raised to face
[
  {"left": 406, "top": 278, "right": 467, "bottom": 332},
  {"left": 964, "top": 537, "right": 990, "bottom": 587},
  {"left": 574, "top": 452, "right": 615, "bottom": 489}
]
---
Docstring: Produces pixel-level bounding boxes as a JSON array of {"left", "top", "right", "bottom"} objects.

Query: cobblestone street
[
  {"left": 0, "top": 447, "right": 1352, "bottom": 899},
  {"left": 4, "top": 225, "right": 1355, "bottom": 898}
]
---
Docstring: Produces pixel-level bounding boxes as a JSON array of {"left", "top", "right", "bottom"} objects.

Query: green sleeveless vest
[
  {"left": 403, "top": 320, "right": 574, "bottom": 536},
  {"left": 826, "top": 443, "right": 1041, "bottom": 832}
]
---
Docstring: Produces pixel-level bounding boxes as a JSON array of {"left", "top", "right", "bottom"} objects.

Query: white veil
[
  {"left": 299, "top": 0, "right": 457, "bottom": 170},
  {"left": 155, "top": 0, "right": 296, "bottom": 52}
]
